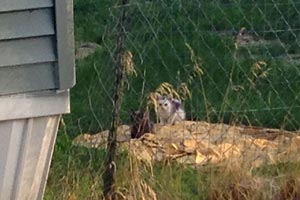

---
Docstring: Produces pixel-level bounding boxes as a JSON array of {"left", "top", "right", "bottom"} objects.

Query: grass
[{"left": 45, "top": 0, "right": 300, "bottom": 199}]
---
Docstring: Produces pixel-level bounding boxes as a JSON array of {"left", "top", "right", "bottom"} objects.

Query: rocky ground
[{"left": 73, "top": 121, "right": 300, "bottom": 169}]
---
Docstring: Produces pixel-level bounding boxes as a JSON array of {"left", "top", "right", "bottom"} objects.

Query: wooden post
[{"left": 102, "top": 0, "right": 129, "bottom": 199}]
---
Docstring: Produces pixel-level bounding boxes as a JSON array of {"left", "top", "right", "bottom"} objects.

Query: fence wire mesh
[
  {"left": 100, "top": 0, "right": 300, "bottom": 130},
  {"left": 71, "top": 0, "right": 300, "bottom": 199}
]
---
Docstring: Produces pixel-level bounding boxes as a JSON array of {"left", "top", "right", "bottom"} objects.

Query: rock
[
  {"left": 183, "top": 139, "right": 197, "bottom": 153},
  {"left": 75, "top": 42, "right": 100, "bottom": 60}
]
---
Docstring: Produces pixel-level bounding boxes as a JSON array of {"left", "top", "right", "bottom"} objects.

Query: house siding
[{"left": 0, "top": 0, "right": 75, "bottom": 95}]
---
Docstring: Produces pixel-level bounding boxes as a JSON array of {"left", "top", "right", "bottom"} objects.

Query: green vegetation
[{"left": 45, "top": 0, "right": 300, "bottom": 199}]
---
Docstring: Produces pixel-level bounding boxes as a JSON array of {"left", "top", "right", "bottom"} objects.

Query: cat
[
  {"left": 156, "top": 95, "right": 186, "bottom": 125},
  {"left": 130, "top": 110, "right": 154, "bottom": 139}
]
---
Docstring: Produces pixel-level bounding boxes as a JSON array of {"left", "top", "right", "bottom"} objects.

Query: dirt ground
[{"left": 73, "top": 121, "right": 300, "bottom": 168}]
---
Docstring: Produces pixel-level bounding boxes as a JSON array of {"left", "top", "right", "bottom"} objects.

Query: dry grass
[
  {"left": 113, "top": 145, "right": 300, "bottom": 200},
  {"left": 46, "top": 131, "right": 300, "bottom": 200},
  {"left": 206, "top": 162, "right": 300, "bottom": 200},
  {"left": 122, "top": 50, "right": 137, "bottom": 77},
  {"left": 114, "top": 152, "right": 157, "bottom": 200},
  {"left": 208, "top": 165, "right": 264, "bottom": 200}
]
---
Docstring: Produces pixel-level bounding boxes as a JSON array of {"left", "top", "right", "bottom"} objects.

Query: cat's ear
[
  {"left": 156, "top": 94, "right": 162, "bottom": 100},
  {"left": 167, "top": 94, "right": 173, "bottom": 101}
]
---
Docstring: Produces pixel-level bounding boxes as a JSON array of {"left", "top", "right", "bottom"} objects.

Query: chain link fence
[
  {"left": 72, "top": 0, "right": 300, "bottom": 199},
  {"left": 101, "top": 0, "right": 300, "bottom": 129}
]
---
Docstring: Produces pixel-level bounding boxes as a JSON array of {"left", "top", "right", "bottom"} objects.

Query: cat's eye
[{"left": 164, "top": 103, "right": 168, "bottom": 106}]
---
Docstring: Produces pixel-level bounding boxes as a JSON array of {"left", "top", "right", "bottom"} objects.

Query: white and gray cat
[{"left": 156, "top": 95, "right": 186, "bottom": 125}]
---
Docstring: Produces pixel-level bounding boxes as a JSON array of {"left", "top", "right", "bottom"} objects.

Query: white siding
[
  {"left": 0, "top": 115, "right": 60, "bottom": 200},
  {"left": 0, "top": 9, "right": 55, "bottom": 41},
  {"left": 0, "top": 0, "right": 53, "bottom": 13},
  {"left": 0, "top": 37, "right": 56, "bottom": 68}
]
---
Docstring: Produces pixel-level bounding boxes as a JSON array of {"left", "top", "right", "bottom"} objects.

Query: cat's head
[
  {"left": 156, "top": 95, "right": 172, "bottom": 112},
  {"left": 130, "top": 109, "right": 150, "bottom": 123}
]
